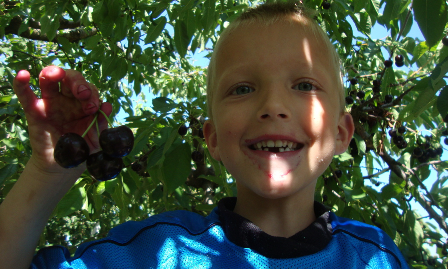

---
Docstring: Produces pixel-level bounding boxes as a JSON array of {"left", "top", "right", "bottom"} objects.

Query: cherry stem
[
  {"left": 97, "top": 108, "right": 114, "bottom": 128},
  {"left": 82, "top": 113, "right": 99, "bottom": 138}
]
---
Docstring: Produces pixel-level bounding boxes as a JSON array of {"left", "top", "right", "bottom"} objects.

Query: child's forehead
[{"left": 215, "top": 20, "right": 332, "bottom": 77}]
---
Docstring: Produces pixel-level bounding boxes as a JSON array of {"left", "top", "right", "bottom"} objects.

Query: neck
[{"left": 233, "top": 190, "right": 316, "bottom": 238}]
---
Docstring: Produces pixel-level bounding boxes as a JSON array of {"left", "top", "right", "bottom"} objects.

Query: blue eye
[
  {"left": 233, "top": 85, "right": 254, "bottom": 95},
  {"left": 294, "top": 82, "right": 315, "bottom": 92}
]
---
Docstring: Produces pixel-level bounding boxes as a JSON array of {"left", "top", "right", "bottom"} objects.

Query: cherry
[
  {"left": 428, "top": 148, "right": 438, "bottom": 158},
  {"left": 372, "top": 80, "right": 381, "bottom": 87},
  {"left": 445, "top": 137, "right": 448, "bottom": 145},
  {"left": 191, "top": 150, "right": 203, "bottom": 163},
  {"left": 395, "top": 55, "right": 404, "bottom": 67},
  {"left": 345, "top": 96, "right": 354, "bottom": 104},
  {"left": 435, "top": 147, "right": 443, "bottom": 156},
  {"left": 334, "top": 170, "right": 342, "bottom": 178},
  {"left": 131, "top": 162, "right": 143, "bottom": 172},
  {"left": 198, "top": 128, "right": 204, "bottom": 139},
  {"left": 397, "top": 141, "right": 407, "bottom": 149},
  {"left": 398, "top": 126, "right": 406, "bottom": 134},
  {"left": 356, "top": 91, "right": 365, "bottom": 99},
  {"left": 413, "top": 148, "right": 423, "bottom": 157},
  {"left": 322, "top": 1, "right": 331, "bottom": 9},
  {"left": 443, "top": 36, "right": 448, "bottom": 46},
  {"left": 372, "top": 85, "right": 381, "bottom": 93},
  {"left": 350, "top": 78, "right": 358, "bottom": 85},
  {"left": 384, "top": 60, "right": 393, "bottom": 68},
  {"left": 389, "top": 129, "right": 397, "bottom": 137},
  {"left": 54, "top": 133, "right": 90, "bottom": 168},
  {"left": 178, "top": 124, "right": 188, "bottom": 136},
  {"left": 99, "top": 126, "right": 134, "bottom": 158},
  {"left": 385, "top": 95, "right": 393, "bottom": 103},
  {"left": 394, "top": 135, "right": 404, "bottom": 144},
  {"left": 87, "top": 151, "right": 124, "bottom": 181}
]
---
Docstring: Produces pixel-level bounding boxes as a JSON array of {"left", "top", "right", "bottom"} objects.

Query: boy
[{"left": 1, "top": 2, "right": 409, "bottom": 268}]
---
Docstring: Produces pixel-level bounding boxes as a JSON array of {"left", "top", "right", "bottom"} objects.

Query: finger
[
  {"left": 61, "top": 70, "right": 93, "bottom": 101},
  {"left": 82, "top": 83, "right": 100, "bottom": 115},
  {"left": 38, "top": 66, "right": 66, "bottom": 99},
  {"left": 13, "top": 70, "right": 38, "bottom": 114},
  {"left": 61, "top": 70, "right": 101, "bottom": 115}
]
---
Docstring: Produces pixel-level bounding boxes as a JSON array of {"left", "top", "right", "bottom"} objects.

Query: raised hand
[{"left": 13, "top": 66, "right": 112, "bottom": 176}]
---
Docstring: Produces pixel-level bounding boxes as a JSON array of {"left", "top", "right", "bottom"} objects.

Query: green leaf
[
  {"left": 174, "top": 19, "right": 190, "bottom": 58},
  {"left": 412, "top": 41, "right": 429, "bottom": 63},
  {"left": 0, "top": 160, "right": 18, "bottom": 185},
  {"left": 54, "top": 182, "right": 87, "bottom": 218},
  {"left": 430, "top": 55, "right": 448, "bottom": 83},
  {"left": 378, "top": 0, "right": 401, "bottom": 27},
  {"left": 202, "top": 0, "right": 217, "bottom": 33},
  {"left": 399, "top": 77, "right": 445, "bottom": 121},
  {"left": 437, "top": 85, "right": 448, "bottom": 118},
  {"left": 381, "top": 183, "right": 402, "bottom": 200},
  {"left": 145, "top": 17, "right": 167, "bottom": 44},
  {"left": 404, "top": 210, "right": 424, "bottom": 249},
  {"left": 152, "top": 97, "right": 177, "bottom": 113},
  {"left": 413, "top": 0, "right": 447, "bottom": 47},
  {"left": 161, "top": 142, "right": 191, "bottom": 194}
]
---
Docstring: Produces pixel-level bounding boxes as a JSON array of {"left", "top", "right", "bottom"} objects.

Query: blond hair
[{"left": 206, "top": 1, "right": 345, "bottom": 121}]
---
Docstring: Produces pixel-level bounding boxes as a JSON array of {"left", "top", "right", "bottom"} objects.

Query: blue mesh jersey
[{"left": 32, "top": 205, "right": 409, "bottom": 269}]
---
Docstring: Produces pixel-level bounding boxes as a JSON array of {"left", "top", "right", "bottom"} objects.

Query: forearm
[{"left": 0, "top": 157, "right": 83, "bottom": 269}]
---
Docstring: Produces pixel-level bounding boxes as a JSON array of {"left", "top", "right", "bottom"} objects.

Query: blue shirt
[{"left": 32, "top": 198, "right": 409, "bottom": 268}]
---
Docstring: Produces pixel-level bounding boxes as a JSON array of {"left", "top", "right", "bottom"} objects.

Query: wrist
[{"left": 26, "top": 155, "right": 85, "bottom": 185}]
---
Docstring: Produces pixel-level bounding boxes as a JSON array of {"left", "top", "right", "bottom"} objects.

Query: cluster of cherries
[
  {"left": 345, "top": 54, "right": 405, "bottom": 105},
  {"left": 389, "top": 126, "right": 407, "bottom": 149},
  {"left": 54, "top": 111, "right": 134, "bottom": 181}
]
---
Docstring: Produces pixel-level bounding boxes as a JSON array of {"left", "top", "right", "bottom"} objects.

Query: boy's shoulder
[
  {"left": 103, "top": 208, "right": 220, "bottom": 243},
  {"left": 328, "top": 212, "right": 408, "bottom": 268}
]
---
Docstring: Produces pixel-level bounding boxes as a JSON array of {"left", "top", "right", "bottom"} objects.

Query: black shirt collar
[{"left": 217, "top": 197, "right": 332, "bottom": 258}]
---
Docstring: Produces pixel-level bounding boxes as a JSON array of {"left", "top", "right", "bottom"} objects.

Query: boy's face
[{"left": 204, "top": 17, "right": 354, "bottom": 200}]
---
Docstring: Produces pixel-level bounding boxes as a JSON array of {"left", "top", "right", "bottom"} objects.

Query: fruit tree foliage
[{"left": 1, "top": 0, "right": 448, "bottom": 267}]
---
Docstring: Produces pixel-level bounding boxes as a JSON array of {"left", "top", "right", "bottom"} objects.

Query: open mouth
[{"left": 248, "top": 139, "right": 304, "bottom": 153}]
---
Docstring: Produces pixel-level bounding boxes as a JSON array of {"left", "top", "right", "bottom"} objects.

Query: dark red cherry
[
  {"left": 334, "top": 170, "right": 342, "bottom": 178},
  {"left": 54, "top": 133, "right": 90, "bottom": 168},
  {"left": 356, "top": 91, "right": 365, "bottom": 99},
  {"left": 178, "top": 124, "right": 188, "bottom": 136},
  {"left": 350, "top": 78, "right": 358, "bottom": 85},
  {"left": 345, "top": 96, "right": 354, "bottom": 104},
  {"left": 191, "top": 150, "right": 203, "bottom": 163},
  {"left": 385, "top": 95, "right": 393, "bottom": 103},
  {"left": 413, "top": 148, "right": 423, "bottom": 157},
  {"left": 389, "top": 129, "right": 397, "bottom": 137},
  {"left": 322, "top": 1, "right": 331, "bottom": 9},
  {"left": 100, "top": 126, "right": 134, "bottom": 157},
  {"left": 398, "top": 126, "right": 406, "bottom": 134},
  {"left": 443, "top": 36, "right": 448, "bottom": 46},
  {"left": 384, "top": 60, "right": 393, "bottom": 68},
  {"left": 87, "top": 151, "right": 124, "bottom": 181}
]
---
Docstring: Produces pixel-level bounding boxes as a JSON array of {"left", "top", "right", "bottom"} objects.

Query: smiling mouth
[{"left": 248, "top": 139, "right": 304, "bottom": 153}]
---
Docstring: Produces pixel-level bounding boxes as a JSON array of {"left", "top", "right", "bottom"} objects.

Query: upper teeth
[{"left": 253, "top": 140, "right": 298, "bottom": 152}]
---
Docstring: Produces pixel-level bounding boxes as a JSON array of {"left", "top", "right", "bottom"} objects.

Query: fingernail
[{"left": 78, "top": 85, "right": 89, "bottom": 95}]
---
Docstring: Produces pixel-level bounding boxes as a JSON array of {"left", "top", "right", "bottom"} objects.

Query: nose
[{"left": 257, "top": 87, "right": 291, "bottom": 121}]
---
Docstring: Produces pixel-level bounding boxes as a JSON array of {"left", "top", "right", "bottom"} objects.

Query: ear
[
  {"left": 334, "top": 112, "right": 355, "bottom": 155},
  {"left": 203, "top": 119, "right": 221, "bottom": 161}
]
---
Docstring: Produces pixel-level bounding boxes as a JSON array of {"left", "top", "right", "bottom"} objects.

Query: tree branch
[{"left": 5, "top": 16, "right": 97, "bottom": 43}]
